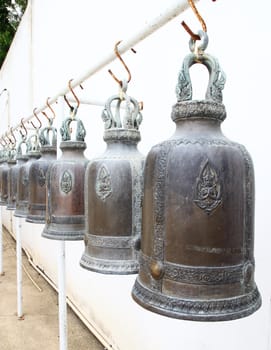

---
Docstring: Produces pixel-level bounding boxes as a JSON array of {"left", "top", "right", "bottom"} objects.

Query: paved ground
[{"left": 0, "top": 228, "right": 105, "bottom": 350}]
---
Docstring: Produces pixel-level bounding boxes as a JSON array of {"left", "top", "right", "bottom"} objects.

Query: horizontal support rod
[{"left": 6, "top": 0, "right": 197, "bottom": 133}]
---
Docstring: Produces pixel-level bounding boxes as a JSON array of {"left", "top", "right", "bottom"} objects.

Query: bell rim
[
  {"left": 80, "top": 253, "right": 139, "bottom": 275},
  {"left": 132, "top": 278, "right": 261, "bottom": 322}
]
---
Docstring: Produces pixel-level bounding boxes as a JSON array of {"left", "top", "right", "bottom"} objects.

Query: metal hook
[
  {"left": 19, "top": 118, "right": 28, "bottom": 138},
  {"left": 181, "top": 0, "right": 209, "bottom": 41},
  {"left": 5, "top": 131, "right": 13, "bottom": 146},
  {"left": 108, "top": 40, "right": 136, "bottom": 87},
  {"left": 0, "top": 137, "right": 7, "bottom": 147},
  {"left": 8, "top": 127, "right": 16, "bottom": 146},
  {"left": 64, "top": 79, "right": 83, "bottom": 110},
  {"left": 31, "top": 108, "right": 42, "bottom": 130},
  {"left": 42, "top": 97, "right": 56, "bottom": 125}
]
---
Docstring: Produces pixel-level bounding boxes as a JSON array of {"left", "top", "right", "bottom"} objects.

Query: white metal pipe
[
  {"left": 0, "top": 207, "right": 3, "bottom": 276},
  {"left": 9, "top": 0, "right": 197, "bottom": 131},
  {"left": 16, "top": 217, "right": 23, "bottom": 319},
  {"left": 58, "top": 240, "right": 67, "bottom": 350}
]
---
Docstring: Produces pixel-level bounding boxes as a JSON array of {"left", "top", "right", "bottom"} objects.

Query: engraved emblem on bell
[
  {"left": 194, "top": 159, "right": 221, "bottom": 214},
  {"left": 132, "top": 30, "right": 261, "bottom": 321},
  {"left": 96, "top": 165, "right": 112, "bottom": 200},
  {"left": 60, "top": 170, "right": 72, "bottom": 194},
  {"left": 38, "top": 167, "right": 46, "bottom": 187},
  {"left": 21, "top": 167, "right": 28, "bottom": 186}
]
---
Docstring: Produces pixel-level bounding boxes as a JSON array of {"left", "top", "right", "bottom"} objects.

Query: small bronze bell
[
  {"left": 80, "top": 80, "right": 144, "bottom": 274},
  {"left": 26, "top": 124, "right": 57, "bottom": 223},
  {"left": 0, "top": 148, "right": 9, "bottom": 206},
  {"left": 14, "top": 134, "right": 41, "bottom": 218},
  {"left": 6, "top": 145, "right": 17, "bottom": 210},
  {"left": 42, "top": 108, "right": 88, "bottom": 240},
  {"left": 132, "top": 31, "right": 261, "bottom": 321}
]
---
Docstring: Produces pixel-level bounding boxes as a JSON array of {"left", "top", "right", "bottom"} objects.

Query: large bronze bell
[
  {"left": 80, "top": 83, "right": 144, "bottom": 274},
  {"left": 14, "top": 134, "right": 41, "bottom": 218},
  {"left": 42, "top": 109, "right": 88, "bottom": 240},
  {"left": 132, "top": 31, "right": 261, "bottom": 321},
  {"left": 26, "top": 124, "right": 57, "bottom": 223}
]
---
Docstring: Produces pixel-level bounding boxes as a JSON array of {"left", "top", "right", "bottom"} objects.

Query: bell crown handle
[
  {"left": 60, "top": 117, "right": 86, "bottom": 142},
  {"left": 101, "top": 80, "right": 143, "bottom": 131},
  {"left": 176, "top": 30, "right": 226, "bottom": 103},
  {"left": 39, "top": 126, "right": 57, "bottom": 147}
]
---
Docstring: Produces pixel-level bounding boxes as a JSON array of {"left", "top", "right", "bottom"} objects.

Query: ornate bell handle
[
  {"left": 39, "top": 126, "right": 57, "bottom": 147},
  {"left": 60, "top": 117, "right": 86, "bottom": 142},
  {"left": 16, "top": 138, "right": 28, "bottom": 157},
  {"left": 26, "top": 133, "right": 40, "bottom": 152},
  {"left": 176, "top": 30, "right": 226, "bottom": 103},
  {"left": 101, "top": 94, "right": 142, "bottom": 130}
]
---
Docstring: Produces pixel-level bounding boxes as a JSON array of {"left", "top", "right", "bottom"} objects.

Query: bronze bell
[
  {"left": 6, "top": 145, "right": 17, "bottom": 210},
  {"left": 14, "top": 134, "right": 41, "bottom": 218},
  {"left": 26, "top": 124, "right": 57, "bottom": 223},
  {"left": 42, "top": 108, "right": 88, "bottom": 240},
  {"left": 80, "top": 83, "right": 144, "bottom": 274},
  {"left": 0, "top": 147, "right": 13, "bottom": 206},
  {"left": 132, "top": 31, "right": 261, "bottom": 321}
]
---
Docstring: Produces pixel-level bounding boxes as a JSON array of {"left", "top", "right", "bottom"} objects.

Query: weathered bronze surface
[
  {"left": 80, "top": 89, "right": 144, "bottom": 274},
  {"left": 0, "top": 148, "right": 10, "bottom": 206},
  {"left": 132, "top": 31, "right": 261, "bottom": 321},
  {"left": 14, "top": 134, "right": 41, "bottom": 218},
  {"left": 26, "top": 125, "right": 57, "bottom": 223},
  {"left": 42, "top": 112, "right": 88, "bottom": 240},
  {"left": 6, "top": 145, "right": 19, "bottom": 210}
]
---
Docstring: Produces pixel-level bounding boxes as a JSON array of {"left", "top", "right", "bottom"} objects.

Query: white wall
[{"left": 1, "top": 1, "right": 271, "bottom": 349}]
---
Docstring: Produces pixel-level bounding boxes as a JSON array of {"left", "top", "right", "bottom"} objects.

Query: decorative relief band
[
  {"left": 132, "top": 279, "right": 261, "bottom": 320},
  {"left": 87, "top": 233, "right": 133, "bottom": 249},
  {"left": 80, "top": 254, "right": 139, "bottom": 274},
  {"left": 140, "top": 252, "right": 245, "bottom": 285}
]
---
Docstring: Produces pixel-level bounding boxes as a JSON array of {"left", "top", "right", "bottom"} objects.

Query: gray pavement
[{"left": 0, "top": 228, "right": 105, "bottom": 350}]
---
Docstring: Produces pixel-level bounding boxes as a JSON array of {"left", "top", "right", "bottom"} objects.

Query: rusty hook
[
  {"left": 108, "top": 40, "right": 136, "bottom": 87},
  {"left": 63, "top": 79, "right": 83, "bottom": 111},
  {"left": 8, "top": 127, "right": 16, "bottom": 146},
  {"left": 19, "top": 118, "right": 28, "bottom": 139},
  {"left": 31, "top": 108, "right": 42, "bottom": 130},
  {"left": 182, "top": 0, "right": 210, "bottom": 40},
  {"left": 42, "top": 97, "right": 56, "bottom": 124}
]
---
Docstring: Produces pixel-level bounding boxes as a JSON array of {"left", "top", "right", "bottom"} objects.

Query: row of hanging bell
[
  {"left": 80, "top": 79, "right": 145, "bottom": 274},
  {"left": 0, "top": 30, "right": 261, "bottom": 322},
  {"left": 131, "top": 30, "right": 261, "bottom": 321}
]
